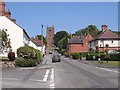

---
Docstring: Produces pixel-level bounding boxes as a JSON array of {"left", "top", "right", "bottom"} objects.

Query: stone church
[{"left": 46, "top": 26, "right": 54, "bottom": 48}]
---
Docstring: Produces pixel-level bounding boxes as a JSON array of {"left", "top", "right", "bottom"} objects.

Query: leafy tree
[
  {"left": 0, "top": 29, "right": 11, "bottom": 53},
  {"left": 35, "top": 35, "right": 47, "bottom": 44},
  {"left": 58, "top": 37, "right": 68, "bottom": 50},
  {"left": 75, "top": 25, "right": 99, "bottom": 37},
  {"left": 54, "top": 31, "right": 68, "bottom": 47}
]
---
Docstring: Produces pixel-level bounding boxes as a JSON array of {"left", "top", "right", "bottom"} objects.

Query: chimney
[
  {"left": 101, "top": 25, "right": 108, "bottom": 32},
  {"left": 5, "top": 9, "right": 11, "bottom": 18},
  {"left": 0, "top": 0, "right": 5, "bottom": 16}
]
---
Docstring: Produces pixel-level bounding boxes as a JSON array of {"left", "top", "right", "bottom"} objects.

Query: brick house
[
  {"left": 89, "top": 25, "right": 120, "bottom": 52},
  {"left": 68, "top": 34, "right": 93, "bottom": 55}
]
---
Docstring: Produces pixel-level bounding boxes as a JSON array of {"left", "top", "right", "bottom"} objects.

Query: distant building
[
  {"left": 89, "top": 25, "right": 120, "bottom": 52},
  {"left": 0, "top": 0, "right": 16, "bottom": 23},
  {"left": 68, "top": 34, "right": 93, "bottom": 55},
  {"left": 31, "top": 38, "right": 46, "bottom": 55},
  {"left": 46, "top": 26, "right": 54, "bottom": 48}
]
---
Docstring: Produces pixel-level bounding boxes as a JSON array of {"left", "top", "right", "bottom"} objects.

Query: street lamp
[{"left": 41, "top": 24, "right": 43, "bottom": 56}]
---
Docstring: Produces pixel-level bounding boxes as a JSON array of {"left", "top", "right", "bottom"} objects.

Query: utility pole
[{"left": 41, "top": 24, "right": 43, "bottom": 56}]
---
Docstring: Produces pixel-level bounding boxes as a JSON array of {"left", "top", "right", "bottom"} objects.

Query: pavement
[{"left": 1, "top": 52, "right": 119, "bottom": 89}]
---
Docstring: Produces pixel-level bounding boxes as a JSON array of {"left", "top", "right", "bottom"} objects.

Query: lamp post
[{"left": 41, "top": 24, "right": 43, "bottom": 56}]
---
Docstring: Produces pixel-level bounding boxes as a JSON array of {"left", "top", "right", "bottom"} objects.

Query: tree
[
  {"left": 75, "top": 25, "right": 99, "bottom": 37},
  {"left": 58, "top": 37, "right": 68, "bottom": 50},
  {"left": 0, "top": 29, "right": 11, "bottom": 53},
  {"left": 35, "top": 35, "right": 47, "bottom": 44},
  {"left": 54, "top": 31, "right": 68, "bottom": 47}
]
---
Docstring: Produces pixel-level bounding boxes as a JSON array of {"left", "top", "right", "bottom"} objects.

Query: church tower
[
  {"left": 46, "top": 26, "right": 54, "bottom": 48},
  {"left": 0, "top": 0, "right": 5, "bottom": 16}
]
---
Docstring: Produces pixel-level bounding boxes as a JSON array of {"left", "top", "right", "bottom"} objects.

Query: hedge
[
  {"left": 15, "top": 57, "right": 37, "bottom": 67},
  {"left": 35, "top": 49, "right": 42, "bottom": 63},
  {"left": 86, "top": 53, "right": 120, "bottom": 61},
  {"left": 17, "top": 46, "right": 32, "bottom": 58},
  {"left": 109, "top": 54, "right": 120, "bottom": 61},
  {"left": 71, "top": 53, "right": 80, "bottom": 59}
]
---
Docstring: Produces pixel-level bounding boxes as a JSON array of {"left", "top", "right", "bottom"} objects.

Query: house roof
[
  {"left": 91, "top": 30, "right": 120, "bottom": 41},
  {"left": 31, "top": 38, "right": 45, "bottom": 46},
  {"left": 0, "top": 16, "right": 30, "bottom": 39},
  {"left": 68, "top": 36, "right": 85, "bottom": 44}
]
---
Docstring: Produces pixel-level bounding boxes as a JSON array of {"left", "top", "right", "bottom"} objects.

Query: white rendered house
[
  {"left": 89, "top": 25, "right": 120, "bottom": 52},
  {"left": 0, "top": 16, "right": 35, "bottom": 57}
]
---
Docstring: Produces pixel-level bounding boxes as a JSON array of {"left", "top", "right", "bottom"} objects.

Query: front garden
[
  {"left": 1, "top": 46, "right": 43, "bottom": 67},
  {"left": 70, "top": 50, "right": 120, "bottom": 66}
]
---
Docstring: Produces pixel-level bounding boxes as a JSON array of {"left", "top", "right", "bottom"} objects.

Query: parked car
[
  {"left": 49, "top": 51, "right": 52, "bottom": 54},
  {"left": 52, "top": 54, "right": 61, "bottom": 62}
]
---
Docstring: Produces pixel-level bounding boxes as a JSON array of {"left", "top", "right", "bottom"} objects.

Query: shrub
[
  {"left": 59, "top": 49, "right": 66, "bottom": 55},
  {"left": 64, "top": 52, "right": 69, "bottom": 57},
  {"left": 109, "top": 54, "right": 120, "bottom": 61},
  {"left": 29, "top": 46, "right": 36, "bottom": 59},
  {"left": 35, "top": 49, "right": 42, "bottom": 63},
  {"left": 86, "top": 54, "right": 94, "bottom": 60},
  {"left": 17, "top": 46, "right": 31, "bottom": 58},
  {"left": 71, "top": 53, "right": 80, "bottom": 59},
  {"left": 81, "top": 52, "right": 88, "bottom": 57},
  {"left": 15, "top": 57, "right": 37, "bottom": 67},
  {"left": 8, "top": 52, "right": 15, "bottom": 61}
]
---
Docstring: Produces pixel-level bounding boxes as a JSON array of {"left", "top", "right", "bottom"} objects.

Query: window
[
  {"left": 111, "top": 40, "right": 113, "bottom": 43},
  {"left": 101, "top": 40, "right": 103, "bottom": 42}
]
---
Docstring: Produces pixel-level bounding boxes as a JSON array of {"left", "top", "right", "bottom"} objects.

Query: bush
[
  {"left": 8, "top": 52, "right": 15, "bottom": 61},
  {"left": 71, "top": 53, "right": 80, "bottom": 59},
  {"left": 17, "top": 46, "right": 32, "bottom": 58},
  {"left": 35, "top": 49, "right": 42, "bottom": 63},
  {"left": 86, "top": 54, "right": 94, "bottom": 60},
  {"left": 59, "top": 49, "right": 66, "bottom": 55},
  {"left": 15, "top": 57, "right": 37, "bottom": 67},
  {"left": 81, "top": 52, "right": 88, "bottom": 57},
  {"left": 109, "top": 54, "right": 120, "bottom": 61}
]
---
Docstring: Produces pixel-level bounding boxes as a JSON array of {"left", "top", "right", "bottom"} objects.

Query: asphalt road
[{"left": 1, "top": 52, "right": 119, "bottom": 89}]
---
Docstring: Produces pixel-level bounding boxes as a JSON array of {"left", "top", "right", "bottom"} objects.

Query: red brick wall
[{"left": 68, "top": 34, "right": 93, "bottom": 54}]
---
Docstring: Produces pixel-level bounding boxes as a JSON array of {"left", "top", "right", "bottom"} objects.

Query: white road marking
[
  {"left": 3, "top": 78, "right": 19, "bottom": 80},
  {"left": 43, "top": 69, "right": 50, "bottom": 82},
  {"left": 29, "top": 79, "right": 43, "bottom": 82},
  {"left": 95, "top": 67, "right": 119, "bottom": 73},
  {"left": 50, "top": 68, "right": 55, "bottom": 88}
]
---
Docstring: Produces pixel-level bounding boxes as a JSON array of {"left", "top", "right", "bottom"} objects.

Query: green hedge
[
  {"left": 59, "top": 49, "right": 66, "bottom": 55},
  {"left": 17, "top": 46, "right": 32, "bottom": 58},
  {"left": 109, "top": 54, "right": 120, "bottom": 61},
  {"left": 86, "top": 54, "right": 94, "bottom": 60},
  {"left": 71, "top": 53, "right": 80, "bottom": 59},
  {"left": 35, "top": 49, "right": 42, "bottom": 63},
  {"left": 15, "top": 57, "right": 37, "bottom": 67},
  {"left": 86, "top": 53, "right": 120, "bottom": 61}
]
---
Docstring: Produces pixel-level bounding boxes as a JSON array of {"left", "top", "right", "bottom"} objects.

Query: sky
[{"left": 5, "top": 2, "right": 118, "bottom": 37}]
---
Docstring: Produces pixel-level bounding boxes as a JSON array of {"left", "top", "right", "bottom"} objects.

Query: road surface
[{"left": 1, "top": 51, "right": 119, "bottom": 89}]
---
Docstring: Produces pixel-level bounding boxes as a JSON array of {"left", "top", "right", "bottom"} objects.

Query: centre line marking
[
  {"left": 29, "top": 79, "right": 43, "bottom": 82},
  {"left": 3, "top": 78, "right": 19, "bottom": 80},
  {"left": 50, "top": 68, "right": 55, "bottom": 88},
  {"left": 43, "top": 69, "right": 50, "bottom": 82},
  {"left": 95, "top": 67, "right": 119, "bottom": 73}
]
